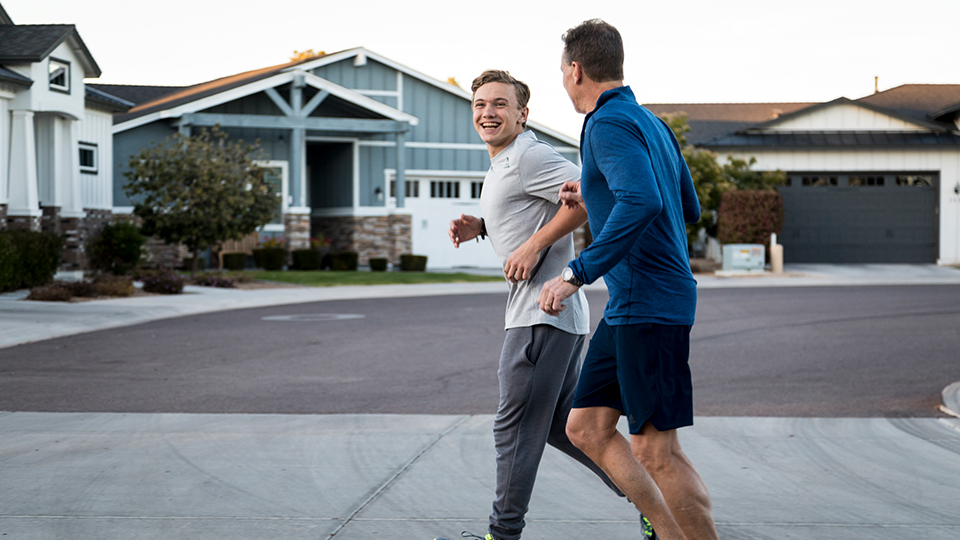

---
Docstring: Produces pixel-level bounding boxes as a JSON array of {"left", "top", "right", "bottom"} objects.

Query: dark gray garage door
[{"left": 779, "top": 172, "right": 938, "bottom": 263}]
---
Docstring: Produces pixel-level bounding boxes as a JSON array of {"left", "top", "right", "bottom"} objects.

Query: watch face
[{"left": 562, "top": 267, "right": 573, "bottom": 281}]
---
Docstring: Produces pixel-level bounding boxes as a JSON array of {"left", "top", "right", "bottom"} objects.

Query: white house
[
  {"left": 0, "top": 3, "right": 132, "bottom": 270},
  {"left": 648, "top": 85, "right": 960, "bottom": 265}
]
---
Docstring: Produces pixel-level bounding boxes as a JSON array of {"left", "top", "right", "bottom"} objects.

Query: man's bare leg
[
  {"left": 632, "top": 423, "right": 719, "bottom": 540},
  {"left": 566, "top": 406, "right": 688, "bottom": 540}
]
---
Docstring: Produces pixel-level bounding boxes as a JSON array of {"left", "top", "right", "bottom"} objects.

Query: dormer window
[{"left": 49, "top": 58, "right": 70, "bottom": 93}]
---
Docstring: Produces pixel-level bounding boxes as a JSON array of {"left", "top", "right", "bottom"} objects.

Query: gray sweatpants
[{"left": 489, "top": 324, "right": 622, "bottom": 540}]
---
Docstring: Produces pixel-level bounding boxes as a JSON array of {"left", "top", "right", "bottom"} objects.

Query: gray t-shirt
[{"left": 480, "top": 131, "right": 590, "bottom": 334}]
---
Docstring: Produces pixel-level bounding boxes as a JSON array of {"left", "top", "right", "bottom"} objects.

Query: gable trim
[{"left": 113, "top": 70, "right": 419, "bottom": 134}]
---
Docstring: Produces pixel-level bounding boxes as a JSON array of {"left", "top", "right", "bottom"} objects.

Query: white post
[{"left": 7, "top": 110, "right": 41, "bottom": 219}]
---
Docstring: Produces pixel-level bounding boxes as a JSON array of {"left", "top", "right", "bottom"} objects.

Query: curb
[{"left": 940, "top": 381, "right": 960, "bottom": 418}]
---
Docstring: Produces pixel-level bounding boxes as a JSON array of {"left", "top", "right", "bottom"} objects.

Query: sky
[{"left": 6, "top": 0, "right": 960, "bottom": 138}]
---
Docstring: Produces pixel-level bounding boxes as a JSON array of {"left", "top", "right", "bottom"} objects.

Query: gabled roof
[
  {"left": 701, "top": 130, "right": 960, "bottom": 148},
  {"left": 85, "top": 86, "right": 134, "bottom": 112},
  {"left": 292, "top": 47, "right": 579, "bottom": 147},
  {"left": 742, "top": 97, "right": 952, "bottom": 133},
  {"left": 111, "top": 55, "right": 330, "bottom": 126},
  {"left": 857, "top": 84, "right": 960, "bottom": 126},
  {"left": 87, "top": 83, "right": 187, "bottom": 107},
  {"left": 0, "top": 64, "right": 31, "bottom": 87},
  {"left": 644, "top": 102, "right": 816, "bottom": 144},
  {"left": 0, "top": 24, "right": 100, "bottom": 77},
  {"left": 0, "top": 3, "right": 13, "bottom": 25},
  {"left": 112, "top": 67, "right": 420, "bottom": 133}
]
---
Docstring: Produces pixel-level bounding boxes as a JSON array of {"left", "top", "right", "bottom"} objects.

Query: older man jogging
[{"left": 538, "top": 19, "right": 720, "bottom": 540}]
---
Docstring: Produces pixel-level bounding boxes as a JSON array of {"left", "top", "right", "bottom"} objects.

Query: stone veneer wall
[
  {"left": 6, "top": 215, "right": 41, "bottom": 231},
  {"left": 0, "top": 204, "right": 6, "bottom": 230},
  {"left": 40, "top": 206, "right": 62, "bottom": 234},
  {"left": 312, "top": 214, "right": 412, "bottom": 265},
  {"left": 114, "top": 213, "right": 187, "bottom": 269},
  {"left": 283, "top": 213, "right": 310, "bottom": 251}
]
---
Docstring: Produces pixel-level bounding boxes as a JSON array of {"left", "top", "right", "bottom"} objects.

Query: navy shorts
[{"left": 572, "top": 319, "right": 693, "bottom": 434}]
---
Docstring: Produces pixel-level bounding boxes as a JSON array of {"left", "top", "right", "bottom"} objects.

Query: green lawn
[{"left": 250, "top": 270, "right": 504, "bottom": 287}]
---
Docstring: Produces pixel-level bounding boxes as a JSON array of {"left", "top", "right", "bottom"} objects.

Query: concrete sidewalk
[{"left": 1, "top": 412, "right": 958, "bottom": 540}]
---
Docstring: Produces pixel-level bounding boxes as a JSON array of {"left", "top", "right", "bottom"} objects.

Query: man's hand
[
  {"left": 503, "top": 242, "right": 540, "bottom": 283},
  {"left": 559, "top": 181, "right": 583, "bottom": 210},
  {"left": 538, "top": 275, "right": 580, "bottom": 316},
  {"left": 449, "top": 214, "right": 482, "bottom": 248}
]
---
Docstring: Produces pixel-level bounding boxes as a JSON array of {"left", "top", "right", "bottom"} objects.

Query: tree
[
  {"left": 124, "top": 127, "right": 278, "bottom": 275},
  {"left": 659, "top": 113, "right": 786, "bottom": 244}
]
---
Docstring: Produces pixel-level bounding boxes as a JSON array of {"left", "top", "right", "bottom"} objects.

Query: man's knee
[{"left": 630, "top": 424, "right": 681, "bottom": 471}]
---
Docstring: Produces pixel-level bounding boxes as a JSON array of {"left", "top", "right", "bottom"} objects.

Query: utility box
[{"left": 721, "top": 244, "right": 765, "bottom": 272}]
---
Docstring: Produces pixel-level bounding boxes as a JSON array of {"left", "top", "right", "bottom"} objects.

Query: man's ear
[
  {"left": 519, "top": 107, "right": 529, "bottom": 125},
  {"left": 571, "top": 61, "right": 584, "bottom": 84}
]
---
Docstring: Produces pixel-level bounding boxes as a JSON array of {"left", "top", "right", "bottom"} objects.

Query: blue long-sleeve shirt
[{"left": 569, "top": 86, "right": 700, "bottom": 326}]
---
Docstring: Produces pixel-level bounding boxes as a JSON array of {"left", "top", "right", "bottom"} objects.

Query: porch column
[
  {"left": 395, "top": 124, "right": 408, "bottom": 208},
  {"left": 0, "top": 95, "right": 9, "bottom": 227},
  {"left": 7, "top": 110, "right": 41, "bottom": 230},
  {"left": 59, "top": 117, "right": 84, "bottom": 219},
  {"left": 289, "top": 73, "right": 307, "bottom": 209}
]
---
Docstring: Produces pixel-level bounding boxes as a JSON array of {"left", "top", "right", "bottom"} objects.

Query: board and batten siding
[
  {"left": 0, "top": 94, "right": 8, "bottom": 205},
  {"left": 718, "top": 147, "right": 960, "bottom": 264},
  {"left": 769, "top": 103, "right": 927, "bottom": 131},
  {"left": 79, "top": 107, "right": 114, "bottom": 209}
]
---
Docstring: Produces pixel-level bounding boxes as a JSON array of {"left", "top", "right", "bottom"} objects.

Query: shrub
[
  {"left": 191, "top": 272, "right": 235, "bottom": 288},
  {"left": 27, "top": 282, "right": 74, "bottom": 302},
  {"left": 0, "top": 230, "right": 63, "bottom": 291},
  {"left": 180, "top": 256, "right": 206, "bottom": 272},
  {"left": 716, "top": 190, "right": 784, "bottom": 253},
  {"left": 141, "top": 270, "right": 185, "bottom": 294},
  {"left": 66, "top": 280, "right": 100, "bottom": 298},
  {"left": 330, "top": 252, "right": 359, "bottom": 271},
  {"left": 221, "top": 252, "right": 248, "bottom": 271},
  {"left": 253, "top": 247, "right": 285, "bottom": 270},
  {"left": 87, "top": 223, "right": 145, "bottom": 275},
  {"left": 369, "top": 258, "right": 388, "bottom": 272},
  {"left": 400, "top": 254, "right": 428, "bottom": 272},
  {"left": 92, "top": 274, "right": 135, "bottom": 297},
  {"left": 0, "top": 234, "right": 18, "bottom": 292},
  {"left": 292, "top": 249, "right": 323, "bottom": 270}
]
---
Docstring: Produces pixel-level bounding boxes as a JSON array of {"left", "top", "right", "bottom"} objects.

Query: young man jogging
[
  {"left": 444, "top": 70, "right": 625, "bottom": 540},
  {"left": 538, "top": 20, "right": 720, "bottom": 540}
]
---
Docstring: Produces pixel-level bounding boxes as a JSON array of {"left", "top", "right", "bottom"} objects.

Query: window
[
  {"left": 849, "top": 176, "right": 884, "bottom": 187},
  {"left": 390, "top": 180, "right": 419, "bottom": 198},
  {"left": 79, "top": 142, "right": 97, "bottom": 174},
  {"left": 431, "top": 180, "right": 460, "bottom": 199},
  {"left": 49, "top": 58, "right": 70, "bottom": 93},
  {"left": 470, "top": 181, "right": 483, "bottom": 199},
  {"left": 895, "top": 175, "right": 933, "bottom": 187},
  {"left": 801, "top": 176, "right": 837, "bottom": 187},
  {"left": 262, "top": 167, "right": 284, "bottom": 225}
]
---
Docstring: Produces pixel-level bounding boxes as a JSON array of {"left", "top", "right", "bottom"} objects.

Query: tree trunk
[{"left": 191, "top": 249, "right": 200, "bottom": 277}]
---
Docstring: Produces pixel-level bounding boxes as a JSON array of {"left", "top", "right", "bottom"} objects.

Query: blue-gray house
[{"left": 95, "top": 48, "right": 579, "bottom": 268}]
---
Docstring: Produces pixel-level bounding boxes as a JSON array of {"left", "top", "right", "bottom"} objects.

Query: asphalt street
[{"left": 2, "top": 285, "right": 958, "bottom": 417}]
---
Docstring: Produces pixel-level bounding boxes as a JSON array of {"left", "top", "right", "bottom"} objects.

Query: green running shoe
[{"left": 640, "top": 512, "right": 658, "bottom": 539}]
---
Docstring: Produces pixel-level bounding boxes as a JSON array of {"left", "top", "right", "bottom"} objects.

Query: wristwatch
[{"left": 561, "top": 267, "right": 583, "bottom": 287}]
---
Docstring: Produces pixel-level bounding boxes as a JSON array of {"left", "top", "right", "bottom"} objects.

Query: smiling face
[{"left": 472, "top": 82, "right": 528, "bottom": 157}]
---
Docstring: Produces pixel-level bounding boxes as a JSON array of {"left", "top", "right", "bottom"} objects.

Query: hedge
[
  {"left": 400, "top": 254, "right": 428, "bottom": 272},
  {"left": 253, "top": 247, "right": 285, "bottom": 270},
  {"left": 330, "top": 252, "right": 359, "bottom": 271},
  {"left": 291, "top": 249, "right": 323, "bottom": 270},
  {"left": 0, "top": 230, "right": 63, "bottom": 292},
  {"left": 87, "top": 223, "right": 145, "bottom": 275},
  {"left": 716, "top": 190, "right": 784, "bottom": 251},
  {"left": 369, "top": 258, "right": 388, "bottom": 272}
]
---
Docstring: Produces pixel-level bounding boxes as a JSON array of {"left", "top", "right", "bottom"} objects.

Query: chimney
[{"left": 874, "top": 76, "right": 879, "bottom": 94}]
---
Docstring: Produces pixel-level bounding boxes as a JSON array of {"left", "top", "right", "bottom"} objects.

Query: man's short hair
[{"left": 561, "top": 19, "right": 624, "bottom": 82}]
